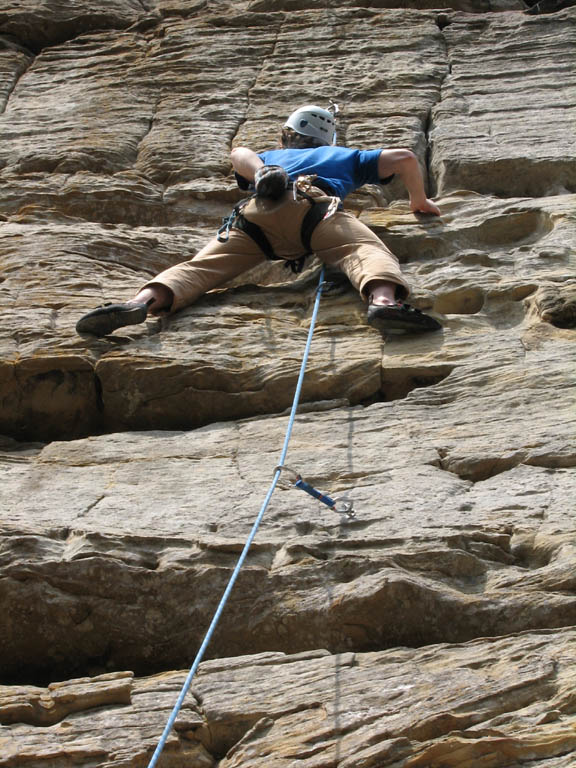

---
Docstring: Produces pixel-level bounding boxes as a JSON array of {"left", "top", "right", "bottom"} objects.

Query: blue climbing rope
[{"left": 146, "top": 267, "right": 327, "bottom": 768}]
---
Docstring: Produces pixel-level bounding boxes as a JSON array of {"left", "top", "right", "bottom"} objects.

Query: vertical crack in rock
[
  {"left": 127, "top": 24, "right": 169, "bottom": 180},
  {"left": 424, "top": 17, "right": 452, "bottom": 197},
  {"left": 94, "top": 371, "right": 105, "bottom": 413},
  {"left": 230, "top": 422, "right": 248, "bottom": 485},
  {"left": 0, "top": 37, "right": 35, "bottom": 115},
  {"left": 228, "top": 20, "right": 283, "bottom": 151},
  {"left": 135, "top": 0, "right": 154, "bottom": 13},
  {"left": 132, "top": 94, "right": 163, "bottom": 179}
]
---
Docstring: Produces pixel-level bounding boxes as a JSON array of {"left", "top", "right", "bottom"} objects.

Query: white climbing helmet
[{"left": 284, "top": 105, "right": 336, "bottom": 146}]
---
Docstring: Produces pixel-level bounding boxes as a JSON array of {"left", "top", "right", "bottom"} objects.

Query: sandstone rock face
[
  {"left": 0, "top": 1, "right": 575, "bottom": 766},
  {"left": 3, "top": 635, "right": 576, "bottom": 766},
  {"left": 430, "top": 9, "right": 576, "bottom": 197}
]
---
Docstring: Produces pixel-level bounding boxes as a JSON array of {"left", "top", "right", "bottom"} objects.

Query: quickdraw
[
  {"left": 216, "top": 199, "right": 249, "bottom": 243},
  {"left": 275, "top": 465, "right": 355, "bottom": 518}
]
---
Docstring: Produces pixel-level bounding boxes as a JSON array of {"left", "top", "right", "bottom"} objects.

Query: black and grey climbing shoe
[
  {"left": 254, "top": 165, "right": 289, "bottom": 200},
  {"left": 76, "top": 302, "right": 148, "bottom": 337},
  {"left": 367, "top": 302, "right": 442, "bottom": 335}
]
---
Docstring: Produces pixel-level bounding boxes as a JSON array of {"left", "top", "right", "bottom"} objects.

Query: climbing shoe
[
  {"left": 76, "top": 301, "right": 148, "bottom": 337},
  {"left": 254, "top": 165, "right": 289, "bottom": 200},
  {"left": 367, "top": 302, "right": 442, "bottom": 335}
]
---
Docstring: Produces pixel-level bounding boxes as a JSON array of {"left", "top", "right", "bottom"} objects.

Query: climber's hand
[{"left": 411, "top": 198, "right": 441, "bottom": 216}]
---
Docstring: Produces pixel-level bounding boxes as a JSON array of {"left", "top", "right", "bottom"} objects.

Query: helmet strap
[{"left": 329, "top": 100, "right": 339, "bottom": 145}]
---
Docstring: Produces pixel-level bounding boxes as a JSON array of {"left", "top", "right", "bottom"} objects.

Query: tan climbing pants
[{"left": 145, "top": 187, "right": 410, "bottom": 312}]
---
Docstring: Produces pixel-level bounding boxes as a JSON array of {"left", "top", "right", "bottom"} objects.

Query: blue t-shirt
[{"left": 254, "top": 146, "right": 387, "bottom": 200}]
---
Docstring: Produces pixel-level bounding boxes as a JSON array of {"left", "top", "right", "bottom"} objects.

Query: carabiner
[{"left": 275, "top": 464, "right": 301, "bottom": 487}]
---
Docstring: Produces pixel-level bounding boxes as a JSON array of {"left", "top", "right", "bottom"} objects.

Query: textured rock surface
[
  {"left": 0, "top": 0, "right": 575, "bottom": 766},
  {"left": 3, "top": 632, "right": 576, "bottom": 766},
  {"left": 430, "top": 8, "right": 576, "bottom": 197}
]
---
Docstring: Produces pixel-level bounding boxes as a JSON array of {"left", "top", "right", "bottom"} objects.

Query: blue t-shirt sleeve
[{"left": 355, "top": 149, "right": 394, "bottom": 186}]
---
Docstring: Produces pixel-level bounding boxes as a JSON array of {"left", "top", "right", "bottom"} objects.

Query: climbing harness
[
  {"left": 275, "top": 464, "right": 355, "bottom": 518},
  {"left": 216, "top": 176, "right": 340, "bottom": 274},
  {"left": 146, "top": 267, "right": 355, "bottom": 768}
]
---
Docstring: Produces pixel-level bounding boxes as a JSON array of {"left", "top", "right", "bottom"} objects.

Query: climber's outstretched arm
[{"left": 378, "top": 149, "right": 440, "bottom": 216}]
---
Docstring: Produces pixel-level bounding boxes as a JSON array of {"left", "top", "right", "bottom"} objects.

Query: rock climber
[{"left": 76, "top": 105, "right": 442, "bottom": 337}]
